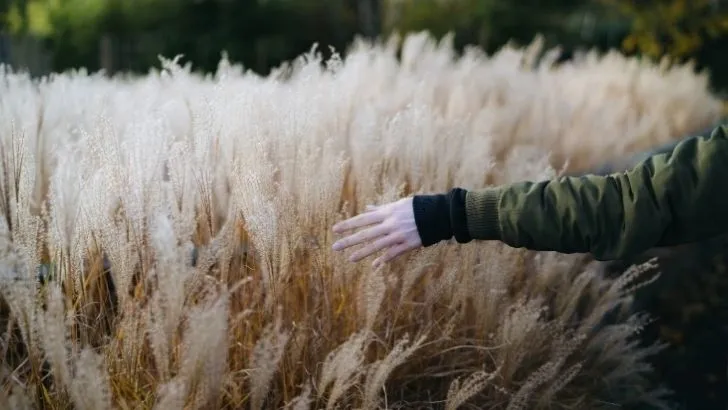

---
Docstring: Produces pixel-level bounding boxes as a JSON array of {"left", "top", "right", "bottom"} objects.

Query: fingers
[
  {"left": 372, "top": 241, "right": 415, "bottom": 268},
  {"left": 332, "top": 222, "right": 390, "bottom": 251},
  {"left": 348, "top": 233, "right": 402, "bottom": 262},
  {"left": 332, "top": 207, "right": 384, "bottom": 234},
  {"left": 331, "top": 200, "right": 417, "bottom": 266}
]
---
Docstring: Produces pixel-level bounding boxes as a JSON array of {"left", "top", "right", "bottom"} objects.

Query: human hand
[{"left": 332, "top": 197, "right": 423, "bottom": 268}]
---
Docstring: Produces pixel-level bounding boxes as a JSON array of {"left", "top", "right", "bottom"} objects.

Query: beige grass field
[{"left": 0, "top": 32, "right": 725, "bottom": 409}]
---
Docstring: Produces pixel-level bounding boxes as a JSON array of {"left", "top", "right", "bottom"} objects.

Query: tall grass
[{"left": 0, "top": 32, "right": 724, "bottom": 409}]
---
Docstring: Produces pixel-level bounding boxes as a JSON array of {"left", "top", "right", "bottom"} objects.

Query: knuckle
[
  {"left": 382, "top": 219, "right": 396, "bottom": 230},
  {"left": 392, "top": 231, "right": 406, "bottom": 242}
]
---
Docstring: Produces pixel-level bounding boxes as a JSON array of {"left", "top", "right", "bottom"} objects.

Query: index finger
[{"left": 333, "top": 209, "right": 384, "bottom": 233}]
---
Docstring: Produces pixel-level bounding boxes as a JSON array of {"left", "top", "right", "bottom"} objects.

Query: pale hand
[{"left": 332, "top": 197, "right": 423, "bottom": 268}]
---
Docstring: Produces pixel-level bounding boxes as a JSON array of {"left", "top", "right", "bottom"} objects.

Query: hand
[{"left": 332, "top": 197, "right": 423, "bottom": 268}]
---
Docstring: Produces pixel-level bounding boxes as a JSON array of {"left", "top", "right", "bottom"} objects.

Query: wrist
[{"left": 412, "top": 188, "right": 471, "bottom": 246}]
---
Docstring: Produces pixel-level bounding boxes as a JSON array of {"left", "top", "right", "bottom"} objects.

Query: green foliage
[
  {"left": 2, "top": 0, "right": 360, "bottom": 74},
  {"left": 383, "top": 0, "right": 593, "bottom": 53},
  {"left": 382, "top": 0, "right": 728, "bottom": 92},
  {"left": 4, "top": 0, "right": 54, "bottom": 36},
  {"left": 1, "top": 0, "right": 727, "bottom": 93},
  {"left": 601, "top": 0, "right": 728, "bottom": 60}
]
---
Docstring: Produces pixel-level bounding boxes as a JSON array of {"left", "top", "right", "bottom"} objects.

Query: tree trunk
[{"left": 357, "top": 0, "right": 380, "bottom": 39}]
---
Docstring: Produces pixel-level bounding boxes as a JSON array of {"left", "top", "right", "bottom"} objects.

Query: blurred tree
[
  {"left": 382, "top": 0, "right": 598, "bottom": 55},
  {"left": 1, "top": 0, "right": 363, "bottom": 74},
  {"left": 356, "top": 0, "right": 381, "bottom": 38},
  {"left": 1, "top": 0, "right": 727, "bottom": 93},
  {"left": 595, "top": 0, "right": 728, "bottom": 93},
  {"left": 383, "top": 0, "right": 728, "bottom": 92},
  {"left": 600, "top": 0, "right": 728, "bottom": 60}
]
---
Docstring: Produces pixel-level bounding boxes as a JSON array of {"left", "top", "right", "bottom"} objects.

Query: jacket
[{"left": 413, "top": 123, "right": 728, "bottom": 261}]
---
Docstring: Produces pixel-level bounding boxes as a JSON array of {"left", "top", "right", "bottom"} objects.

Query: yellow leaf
[
  {"left": 27, "top": 0, "right": 54, "bottom": 37},
  {"left": 4, "top": 4, "right": 24, "bottom": 34},
  {"left": 640, "top": 36, "right": 662, "bottom": 58},
  {"left": 669, "top": 28, "right": 701, "bottom": 57},
  {"left": 622, "top": 34, "right": 638, "bottom": 52},
  {"left": 662, "top": 2, "right": 679, "bottom": 22}
]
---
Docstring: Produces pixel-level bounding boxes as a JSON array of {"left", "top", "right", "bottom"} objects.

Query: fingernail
[{"left": 332, "top": 242, "right": 341, "bottom": 251}]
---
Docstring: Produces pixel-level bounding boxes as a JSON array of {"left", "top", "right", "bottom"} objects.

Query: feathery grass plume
[
  {"left": 362, "top": 333, "right": 428, "bottom": 408},
  {"left": 145, "top": 211, "right": 197, "bottom": 381},
  {"left": 445, "top": 367, "right": 501, "bottom": 410},
  {"left": 285, "top": 381, "right": 313, "bottom": 410},
  {"left": 248, "top": 307, "right": 290, "bottom": 410},
  {"left": 177, "top": 290, "right": 229, "bottom": 409},
  {"left": 358, "top": 264, "right": 388, "bottom": 330},
  {"left": 68, "top": 347, "right": 113, "bottom": 410},
  {"left": 0, "top": 30, "right": 724, "bottom": 409},
  {"left": 153, "top": 379, "right": 188, "bottom": 410},
  {"left": 1, "top": 385, "right": 34, "bottom": 410},
  {"left": 38, "top": 285, "right": 71, "bottom": 395},
  {"left": 317, "top": 330, "right": 370, "bottom": 409}
]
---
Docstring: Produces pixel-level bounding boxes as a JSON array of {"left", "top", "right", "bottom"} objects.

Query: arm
[{"left": 414, "top": 124, "right": 728, "bottom": 261}]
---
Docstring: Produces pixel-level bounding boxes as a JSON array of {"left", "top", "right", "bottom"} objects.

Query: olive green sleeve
[{"left": 463, "top": 124, "right": 728, "bottom": 261}]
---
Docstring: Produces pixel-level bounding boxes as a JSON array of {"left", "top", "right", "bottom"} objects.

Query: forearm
[
  {"left": 462, "top": 172, "right": 671, "bottom": 261},
  {"left": 413, "top": 124, "right": 728, "bottom": 261}
]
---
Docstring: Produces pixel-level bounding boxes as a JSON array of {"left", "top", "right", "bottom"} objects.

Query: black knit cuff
[
  {"left": 412, "top": 194, "right": 450, "bottom": 246},
  {"left": 412, "top": 188, "right": 471, "bottom": 247}
]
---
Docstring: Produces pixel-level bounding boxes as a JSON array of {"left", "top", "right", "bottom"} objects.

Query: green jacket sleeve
[{"left": 461, "top": 124, "right": 728, "bottom": 261}]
